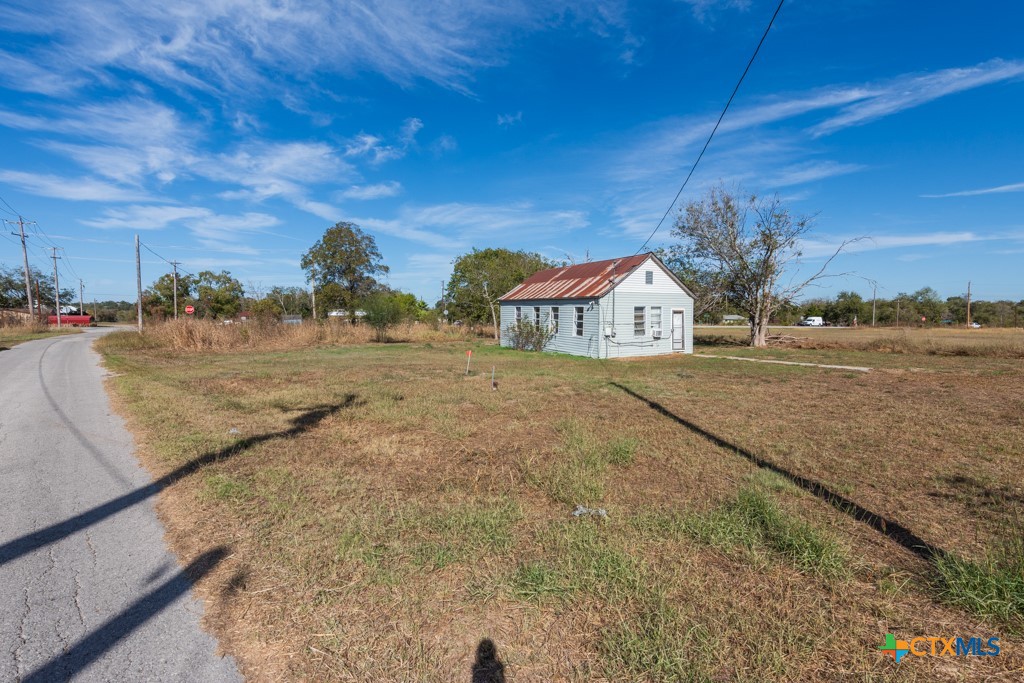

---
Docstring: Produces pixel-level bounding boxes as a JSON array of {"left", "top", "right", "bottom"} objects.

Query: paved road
[{"left": 0, "top": 329, "right": 241, "bottom": 682}]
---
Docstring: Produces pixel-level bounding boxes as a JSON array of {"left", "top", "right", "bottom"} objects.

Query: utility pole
[
  {"left": 5, "top": 216, "right": 36, "bottom": 315},
  {"left": 895, "top": 297, "right": 901, "bottom": 328},
  {"left": 79, "top": 279, "right": 84, "bottom": 317},
  {"left": 311, "top": 286, "right": 317, "bottom": 320},
  {"left": 871, "top": 281, "right": 877, "bottom": 327},
  {"left": 965, "top": 282, "right": 972, "bottom": 327},
  {"left": 135, "top": 234, "right": 143, "bottom": 333},
  {"left": 171, "top": 261, "right": 181, "bottom": 320},
  {"left": 35, "top": 281, "right": 42, "bottom": 322},
  {"left": 51, "top": 247, "right": 62, "bottom": 328}
]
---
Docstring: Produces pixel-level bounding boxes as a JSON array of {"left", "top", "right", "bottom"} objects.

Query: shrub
[{"left": 506, "top": 319, "right": 554, "bottom": 351}]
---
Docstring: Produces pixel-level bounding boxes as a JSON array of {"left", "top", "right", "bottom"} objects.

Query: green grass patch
[
  {"left": 203, "top": 473, "right": 253, "bottom": 502},
  {"left": 683, "top": 487, "right": 849, "bottom": 580},
  {"left": 933, "top": 538, "right": 1024, "bottom": 634},
  {"left": 525, "top": 418, "right": 641, "bottom": 505}
]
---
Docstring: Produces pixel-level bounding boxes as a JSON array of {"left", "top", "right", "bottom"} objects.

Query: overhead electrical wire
[{"left": 634, "top": 0, "right": 786, "bottom": 255}]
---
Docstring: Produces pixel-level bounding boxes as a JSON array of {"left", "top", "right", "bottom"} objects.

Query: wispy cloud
[
  {"left": 497, "top": 111, "right": 523, "bottom": 127},
  {"left": 0, "top": 1, "right": 632, "bottom": 97},
  {"left": 0, "top": 170, "right": 154, "bottom": 202},
  {"left": 799, "top": 231, "right": 986, "bottom": 258},
  {"left": 353, "top": 201, "right": 589, "bottom": 251},
  {"left": 811, "top": 59, "right": 1024, "bottom": 136},
  {"left": 922, "top": 181, "right": 1024, "bottom": 198},
  {"left": 338, "top": 182, "right": 403, "bottom": 201}
]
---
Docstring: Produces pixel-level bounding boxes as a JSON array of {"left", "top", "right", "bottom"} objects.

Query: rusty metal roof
[{"left": 499, "top": 253, "right": 653, "bottom": 301}]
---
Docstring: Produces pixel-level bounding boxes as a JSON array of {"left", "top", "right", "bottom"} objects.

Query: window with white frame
[
  {"left": 645, "top": 270, "right": 654, "bottom": 285},
  {"left": 651, "top": 306, "right": 662, "bottom": 333},
  {"left": 514, "top": 306, "right": 521, "bottom": 322},
  {"left": 551, "top": 306, "right": 559, "bottom": 333},
  {"left": 574, "top": 306, "right": 584, "bottom": 336},
  {"left": 534, "top": 306, "right": 541, "bottom": 326},
  {"left": 634, "top": 306, "right": 645, "bottom": 336}
]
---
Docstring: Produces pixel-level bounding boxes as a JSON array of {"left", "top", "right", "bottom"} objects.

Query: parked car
[{"left": 969, "top": 322, "right": 982, "bottom": 328}]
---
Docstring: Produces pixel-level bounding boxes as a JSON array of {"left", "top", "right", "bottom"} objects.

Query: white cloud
[
  {"left": 400, "top": 117, "right": 423, "bottom": 145},
  {"left": 81, "top": 205, "right": 211, "bottom": 230},
  {"left": 0, "top": 170, "right": 154, "bottom": 202},
  {"left": 922, "top": 181, "right": 1024, "bottom": 198},
  {"left": 799, "top": 231, "right": 986, "bottom": 258},
  {"left": 352, "top": 201, "right": 589, "bottom": 251},
  {"left": 430, "top": 134, "right": 458, "bottom": 156},
  {"left": 811, "top": 59, "right": 1024, "bottom": 137},
  {"left": 338, "top": 182, "right": 403, "bottom": 201},
  {"left": 497, "top": 111, "right": 523, "bottom": 127}
]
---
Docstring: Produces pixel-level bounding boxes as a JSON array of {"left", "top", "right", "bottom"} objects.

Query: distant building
[
  {"left": 498, "top": 252, "right": 694, "bottom": 358},
  {"left": 281, "top": 314, "right": 303, "bottom": 325},
  {"left": 721, "top": 314, "right": 746, "bottom": 325}
]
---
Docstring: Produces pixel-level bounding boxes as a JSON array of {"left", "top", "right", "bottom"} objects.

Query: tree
[
  {"left": 267, "top": 286, "right": 313, "bottom": 318},
  {"left": 656, "top": 247, "right": 731, "bottom": 321},
  {"left": 301, "top": 222, "right": 388, "bottom": 322},
  {"left": 446, "top": 248, "right": 553, "bottom": 339},
  {"left": 826, "top": 291, "right": 866, "bottom": 326},
  {"left": 0, "top": 264, "right": 73, "bottom": 311},
  {"left": 670, "top": 185, "right": 854, "bottom": 347},
  {"left": 195, "top": 270, "right": 245, "bottom": 319},
  {"left": 362, "top": 292, "right": 406, "bottom": 342},
  {"left": 144, "top": 272, "right": 196, "bottom": 319}
]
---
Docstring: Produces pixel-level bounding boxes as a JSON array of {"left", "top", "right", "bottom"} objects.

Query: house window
[
  {"left": 634, "top": 306, "right": 645, "bottom": 336},
  {"left": 574, "top": 306, "right": 584, "bottom": 336},
  {"left": 651, "top": 306, "right": 662, "bottom": 332},
  {"left": 551, "top": 306, "right": 559, "bottom": 333},
  {"left": 515, "top": 306, "right": 521, "bottom": 322},
  {"left": 645, "top": 270, "right": 653, "bottom": 285},
  {"left": 534, "top": 306, "right": 541, "bottom": 326}
]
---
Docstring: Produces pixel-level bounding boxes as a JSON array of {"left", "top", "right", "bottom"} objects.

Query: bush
[{"left": 507, "top": 319, "right": 554, "bottom": 351}]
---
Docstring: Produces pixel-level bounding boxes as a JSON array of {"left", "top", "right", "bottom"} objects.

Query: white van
[{"left": 797, "top": 316, "right": 824, "bottom": 327}]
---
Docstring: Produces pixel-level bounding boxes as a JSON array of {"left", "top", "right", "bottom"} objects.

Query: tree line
[{"left": 6, "top": 189, "right": 1020, "bottom": 343}]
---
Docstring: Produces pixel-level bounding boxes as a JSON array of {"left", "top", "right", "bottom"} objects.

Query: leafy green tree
[
  {"left": 446, "top": 248, "right": 553, "bottom": 339},
  {"left": 250, "top": 297, "right": 284, "bottom": 319},
  {"left": 144, "top": 272, "right": 196, "bottom": 318},
  {"left": 0, "top": 264, "right": 73, "bottom": 310},
  {"left": 362, "top": 292, "right": 406, "bottom": 342},
  {"left": 195, "top": 270, "right": 245, "bottom": 319},
  {"left": 826, "top": 291, "right": 867, "bottom": 326},
  {"left": 910, "top": 287, "right": 943, "bottom": 325},
  {"left": 301, "top": 222, "right": 388, "bottom": 322}
]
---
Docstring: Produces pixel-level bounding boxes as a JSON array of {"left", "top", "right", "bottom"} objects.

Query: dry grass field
[
  {"left": 0, "top": 320, "right": 81, "bottom": 349},
  {"left": 97, "top": 321, "right": 1024, "bottom": 681}
]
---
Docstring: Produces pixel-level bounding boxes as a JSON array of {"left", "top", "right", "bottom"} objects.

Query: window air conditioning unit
[{"left": 652, "top": 328, "right": 663, "bottom": 339}]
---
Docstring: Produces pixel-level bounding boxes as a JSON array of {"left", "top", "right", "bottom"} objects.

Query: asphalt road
[{"left": 1, "top": 329, "right": 241, "bottom": 682}]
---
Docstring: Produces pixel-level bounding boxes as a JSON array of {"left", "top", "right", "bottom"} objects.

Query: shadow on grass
[
  {"left": 0, "top": 396, "right": 361, "bottom": 567},
  {"left": 22, "top": 547, "right": 230, "bottom": 683},
  {"left": 471, "top": 638, "right": 506, "bottom": 683},
  {"left": 611, "top": 382, "right": 947, "bottom": 563},
  {"left": 693, "top": 334, "right": 748, "bottom": 348}
]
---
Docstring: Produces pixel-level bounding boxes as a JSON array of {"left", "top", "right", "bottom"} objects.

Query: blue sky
[{"left": 1, "top": 0, "right": 1022, "bottom": 304}]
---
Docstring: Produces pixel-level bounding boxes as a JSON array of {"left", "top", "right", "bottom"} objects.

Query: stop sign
[{"left": 185, "top": 305, "right": 195, "bottom": 315}]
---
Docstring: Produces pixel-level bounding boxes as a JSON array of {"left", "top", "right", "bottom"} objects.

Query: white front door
[{"left": 672, "top": 310, "right": 684, "bottom": 351}]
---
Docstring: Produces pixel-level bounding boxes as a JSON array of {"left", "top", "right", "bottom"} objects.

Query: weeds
[
  {"left": 684, "top": 486, "right": 849, "bottom": 580},
  {"left": 934, "top": 537, "right": 1024, "bottom": 634}
]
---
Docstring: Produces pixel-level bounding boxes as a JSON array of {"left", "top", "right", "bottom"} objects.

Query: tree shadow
[
  {"left": 0, "top": 396, "right": 361, "bottom": 567},
  {"left": 610, "top": 382, "right": 948, "bottom": 563},
  {"left": 22, "top": 546, "right": 230, "bottom": 683},
  {"left": 471, "top": 638, "right": 506, "bottom": 683}
]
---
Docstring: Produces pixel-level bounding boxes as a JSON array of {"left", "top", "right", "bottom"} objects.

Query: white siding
[
  {"left": 500, "top": 299, "right": 601, "bottom": 358},
  {"left": 597, "top": 288, "right": 692, "bottom": 357},
  {"left": 499, "top": 256, "right": 693, "bottom": 358}
]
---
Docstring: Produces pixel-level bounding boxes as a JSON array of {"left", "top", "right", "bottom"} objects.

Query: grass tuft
[{"left": 934, "top": 538, "right": 1024, "bottom": 634}]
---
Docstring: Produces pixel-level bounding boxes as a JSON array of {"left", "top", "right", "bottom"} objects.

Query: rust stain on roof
[{"left": 499, "top": 253, "right": 652, "bottom": 301}]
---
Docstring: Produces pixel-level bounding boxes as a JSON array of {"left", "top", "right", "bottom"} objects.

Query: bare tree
[{"left": 671, "top": 185, "right": 856, "bottom": 347}]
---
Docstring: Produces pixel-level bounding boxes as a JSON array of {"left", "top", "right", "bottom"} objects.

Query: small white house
[{"left": 498, "top": 253, "right": 694, "bottom": 358}]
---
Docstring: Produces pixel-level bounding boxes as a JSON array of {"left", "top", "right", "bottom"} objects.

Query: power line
[
  {"left": 0, "top": 193, "right": 19, "bottom": 217},
  {"left": 634, "top": 0, "right": 786, "bottom": 255},
  {"left": 140, "top": 240, "right": 196, "bottom": 278}
]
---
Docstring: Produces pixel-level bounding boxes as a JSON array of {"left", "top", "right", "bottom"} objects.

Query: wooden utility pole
[
  {"left": 171, "top": 261, "right": 181, "bottom": 320},
  {"left": 5, "top": 216, "right": 35, "bottom": 314},
  {"left": 895, "top": 297, "right": 901, "bottom": 328},
  {"left": 966, "top": 281, "right": 972, "bottom": 328},
  {"left": 79, "top": 279, "right": 84, "bottom": 317},
  {"left": 51, "top": 247, "right": 62, "bottom": 328},
  {"left": 871, "top": 282, "right": 877, "bottom": 327},
  {"left": 35, "top": 281, "right": 42, "bottom": 321},
  {"left": 135, "top": 234, "right": 143, "bottom": 333}
]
